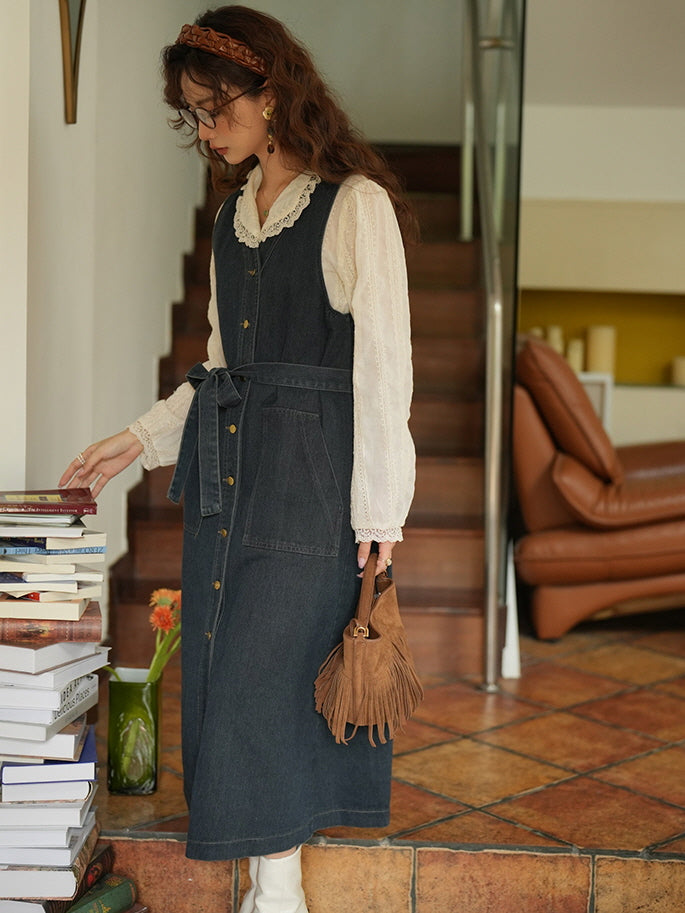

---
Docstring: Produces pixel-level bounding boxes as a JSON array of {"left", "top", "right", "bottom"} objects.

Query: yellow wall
[{"left": 519, "top": 290, "right": 685, "bottom": 385}]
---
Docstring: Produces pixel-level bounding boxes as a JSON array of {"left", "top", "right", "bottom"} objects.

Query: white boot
[
  {"left": 254, "top": 846, "right": 308, "bottom": 913},
  {"left": 238, "top": 856, "right": 260, "bottom": 913}
]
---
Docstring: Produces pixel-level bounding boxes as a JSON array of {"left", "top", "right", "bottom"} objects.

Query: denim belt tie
[{"left": 167, "top": 361, "right": 352, "bottom": 518}]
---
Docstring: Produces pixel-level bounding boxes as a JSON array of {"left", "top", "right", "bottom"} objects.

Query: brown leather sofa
[{"left": 513, "top": 335, "right": 685, "bottom": 640}]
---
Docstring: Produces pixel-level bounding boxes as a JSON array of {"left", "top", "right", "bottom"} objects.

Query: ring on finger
[
  {"left": 385, "top": 557, "right": 392, "bottom": 567},
  {"left": 77, "top": 452, "right": 86, "bottom": 466}
]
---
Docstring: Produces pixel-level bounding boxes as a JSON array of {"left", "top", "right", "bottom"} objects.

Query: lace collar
[{"left": 234, "top": 166, "right": 321, "bottom": 248}]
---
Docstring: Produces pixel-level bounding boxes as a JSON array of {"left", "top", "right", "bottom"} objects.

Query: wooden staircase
[{"left": 109, "top": 146, "right": 487, "bottom": 677}]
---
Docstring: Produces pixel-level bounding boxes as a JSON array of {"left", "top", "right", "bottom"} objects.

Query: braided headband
[{"left": 176, "top": 24, "right": 268, "bottom": 78}]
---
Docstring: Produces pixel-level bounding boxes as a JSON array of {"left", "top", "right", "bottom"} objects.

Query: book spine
[
  {"left": 0, "top": 607, "right": 102, "bottom": 644},
  {"left": 0, "top": 682, "right": 96, "bottom": 738},
  {"left": 43, "top": 843, "right": 114, "bottom": 913},
  {"left": 51, "top": 675, "right": 98, "bottom": 724},
  {"left": 66, "top": 874, "right": 136, "bottom": 913},
  {"left": 0, "top": 505, "right": 96, "bottom": 515}
]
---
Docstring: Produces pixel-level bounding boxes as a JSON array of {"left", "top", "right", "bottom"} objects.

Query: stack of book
[
  {"left": 0, "top": 489, "right": 105, "bottom": 625},
  {"left": 0, "top": 840, "right": 147, "bottom": 911},
  {"left": 0, "top": 490, "right": 121, "bottom": 908}
]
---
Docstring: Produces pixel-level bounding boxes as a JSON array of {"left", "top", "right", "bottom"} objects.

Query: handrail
[{"left": 464, "top": 0, "right": 506, "bottom": 690}]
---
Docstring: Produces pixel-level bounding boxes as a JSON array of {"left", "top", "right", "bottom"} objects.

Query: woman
[{"left": 60, "top": 6, "right": 415, "bottom": 911}]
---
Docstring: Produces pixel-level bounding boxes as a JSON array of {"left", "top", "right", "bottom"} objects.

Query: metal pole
[{"left": 466, "top": 0, "right": 505, "bottom": 690}]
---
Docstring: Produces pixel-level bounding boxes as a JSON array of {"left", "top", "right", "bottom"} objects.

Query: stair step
[
  {"left": 111, "top": 572, "right": 183, "bottom": 606},
  {"left": 129, "top": 520, "right": 183, "bottom": 580},
  {"left": 126, "top": 466, "right": 176, "bottom": 509},
  {"left": 186, "top": 237, "right": 212, "bottom": 284},
  {"left": 410, "top": 192, "right": 460, "bottom": 239},
  {"left": 393, "top": 525, "right": 484, "bottom": 591},
  {"left": 380, "top": 143, "right": 461, "bottom": 193},
  {"left": 409, "top": 287, "right": 483, "bottom": 339},
  {"left": 412, "top": 456, "right": 484, "bottom": 518},
  {"left": 147, "top": 466, "right": 176, "bottom": 502},
  {"left": 409, "top": 395, "right": 484, "bottom": 457},
  {"left": 172, "top": 331, "right": 209, "bottom": 365},
  {"left": 400, "top": 585, "right": 483, "bottom": 612},
  {"left": 194, "top": 193, "right": 224, "bottom": 238},
  {"left": 412, "top": 337, "right": 484, "bottom": 396},
  {"left": 106, "top": 820, "right": 630, "bottom": 913},
  {"left": 183, "top": 283, "right": 211, "bottom": 311},
  {"left": 172, "top": 297, "right": 210, "bottom": 334},
  {"left": 401, "top": 586, "right": 484, "bottom": 677},
  {"left": 407, "top": 240, "right": 479, "bottom": 288},
  {"left": 159, "top": 332, "right": 209, "bottom": 388}
]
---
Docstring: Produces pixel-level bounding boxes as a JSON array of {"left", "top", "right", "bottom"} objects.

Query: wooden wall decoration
[{"left": 58, "top": 0, "right": 87, "bottom": 124}]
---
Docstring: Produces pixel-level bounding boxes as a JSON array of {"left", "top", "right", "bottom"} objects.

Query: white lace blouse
[{"left": 130, "top": 166, "right": 415, "bottom": 543}]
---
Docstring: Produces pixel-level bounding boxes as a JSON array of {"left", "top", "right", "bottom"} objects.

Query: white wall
[
  {"left": 24, "top": 0, "right": 205, "bottom": 581},
  {"left": 243, "top": 0, "right": 462, "bottom": 143},
  {"left": 519, "top": 0, "right": 685, "bottom": 291},
  {"left": 0, "top": 1, "right": 30, "bottom": 489}
]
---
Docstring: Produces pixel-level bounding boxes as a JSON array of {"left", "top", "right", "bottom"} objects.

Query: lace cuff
[
  {"left": 355, "top": 528, "right": 403, "bottom": 544},
  {"left": 128, "top": 420, "right": 161, "bottom": 471}
]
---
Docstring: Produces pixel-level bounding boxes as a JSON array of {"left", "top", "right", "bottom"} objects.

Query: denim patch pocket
[{"left": 243, "top": 407, "right": 343, "bottom": 556}]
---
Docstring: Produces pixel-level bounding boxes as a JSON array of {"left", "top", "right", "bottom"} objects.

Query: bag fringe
[{"left": 314, "top": 639, "right": 424, "bottom": 746}]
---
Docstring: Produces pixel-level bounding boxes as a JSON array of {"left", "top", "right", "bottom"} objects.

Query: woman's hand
[
  {"left": 357, "top": 541, "right": 396, "bottom": 577},
  {"left": 59, "top": 430, "right": 144, "bottom": 498}
]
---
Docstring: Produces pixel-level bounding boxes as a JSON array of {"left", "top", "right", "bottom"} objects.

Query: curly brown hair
[{"left": 161, "top": 5, "right": 418, "bottom": 244}]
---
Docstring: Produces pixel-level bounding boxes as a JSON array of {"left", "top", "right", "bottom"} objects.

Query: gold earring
[
  {"left": 262, "top": 106, "right": 274, "bottom": 120},
  {"left": 266, "top": 126, "right": 275, "bottom": 155}
]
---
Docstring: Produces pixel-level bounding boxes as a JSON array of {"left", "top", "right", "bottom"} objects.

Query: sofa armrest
[{"left": 552, "top": 452, "right": 685, "bottom": 528}]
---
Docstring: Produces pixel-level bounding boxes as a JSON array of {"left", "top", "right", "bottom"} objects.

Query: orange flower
[
  {"left": 149, "top": 588, "right": 181, "bottom": 610},
  {"left": 110, "top": 588, "right": 181, "bottom": 684},
  {"left": 150, "top": 604, "right": 176, "bottom": 633}
]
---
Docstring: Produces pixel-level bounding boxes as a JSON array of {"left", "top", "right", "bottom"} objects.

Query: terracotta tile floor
[{"left": 96, "top": 607, "right": 685, "bottom": 860}]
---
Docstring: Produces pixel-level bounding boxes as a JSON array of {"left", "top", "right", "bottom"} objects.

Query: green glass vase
[{"left": 107, "top": 668, "right": 160, "bottom": 795}]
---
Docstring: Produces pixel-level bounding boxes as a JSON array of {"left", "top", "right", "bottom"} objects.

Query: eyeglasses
[{"left": 178, "top": 87, "right": 253, "bottom": 131}]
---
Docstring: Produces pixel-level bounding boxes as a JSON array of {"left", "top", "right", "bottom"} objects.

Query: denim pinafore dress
[{"left": 168, "top": 179, "right": 392, "bottom": 861}]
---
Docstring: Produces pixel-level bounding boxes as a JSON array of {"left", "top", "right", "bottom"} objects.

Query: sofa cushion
[
  {"left": 515, "top": 517, "right": 685, "bottom": 585},
  {"left": 516, "top": 335, "right": 622, "bottom": 483},
  {"left": 552, "top": 452, "right": 685, "bottom": 528}
]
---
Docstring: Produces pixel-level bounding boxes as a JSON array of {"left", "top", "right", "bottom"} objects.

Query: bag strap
[{"left": 353, "top": 556, "right": 381, "bottom": 637}]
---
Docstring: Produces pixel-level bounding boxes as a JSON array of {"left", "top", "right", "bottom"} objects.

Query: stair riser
[
  {"left": 172, "top": 302, "right": 210, "bottom": 334},
  {"left": 186, "top": 238, "right": 212, "bottom": 285},
  {"left": 381, "top": 144, "right": 461, "bottom": 193},
  {"left": 394, "top": 531, "right": 484, "bottom": 590},
  {"left": 410, "top": 288, "right": 483, "bottom": 339},
  {"left": 411, "top": 194, "right": 460, "bottom": 238},
  {"left": 412, "top": 458, "right": 484, "bottom": 517},
  {"left": 412, "top": 338, "right": 484, "bottom": 396},
  {"left": 403, "top": 609, "right": 484, "bottom": 677},
  {"left": 130, "top": 525, "right": 183, "bottom": 579},
  {"left": 183, "top": 284, "right": 211, "bottom": 311},
  {"left": 107, "top": 828, "right": 664, "bottom": 913},
  {"left": 407, "top": 241, "right": 479, "bottom": 288},
  {"left": 410, "top": 400, "right": 484, "bottom": 457}
]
